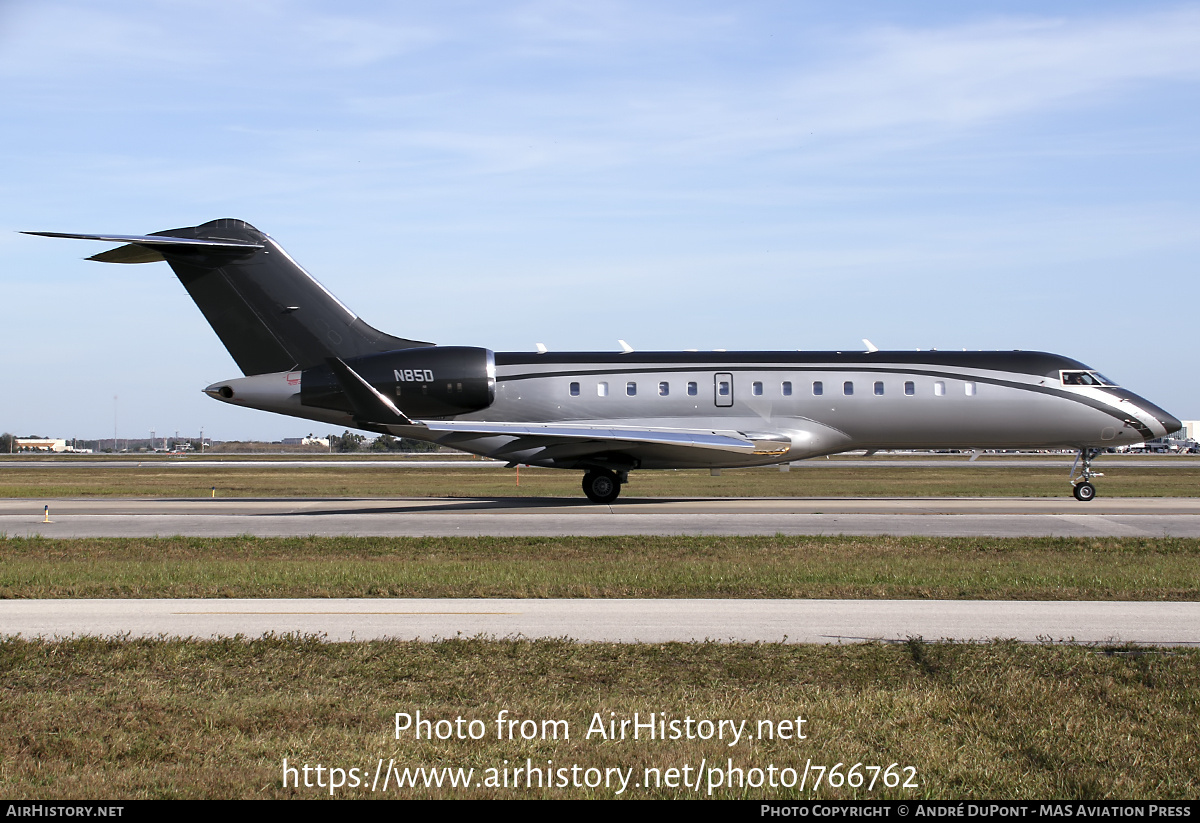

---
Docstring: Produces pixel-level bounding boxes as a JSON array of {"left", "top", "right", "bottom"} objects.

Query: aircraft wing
[{"left": 408, "top": 419, "right": 792, "bottom": 466}]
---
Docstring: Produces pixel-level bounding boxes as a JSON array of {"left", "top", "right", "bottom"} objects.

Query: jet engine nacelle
[{"left": 301, "top": 346, "right": 496, "bottom": 418}]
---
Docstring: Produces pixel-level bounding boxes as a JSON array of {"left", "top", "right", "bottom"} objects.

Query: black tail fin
[{"left": 26, "top": 218, "right": 432, "bottom": 375}]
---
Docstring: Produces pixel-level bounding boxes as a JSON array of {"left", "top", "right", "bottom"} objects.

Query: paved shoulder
[
  {"left": 3, "top": 497, "right": 1200, "bottom": 537},
  {"left": 2, "top": 598, "right": 1198, "bottom": 645}
]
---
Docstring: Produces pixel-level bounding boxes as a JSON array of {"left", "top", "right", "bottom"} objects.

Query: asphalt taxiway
[
  {"left": 3, "top": 597, "right": 1197, "bottom": 644},
  {"left": 3, "top": 495, "right": 1199, "bottom": 537}
]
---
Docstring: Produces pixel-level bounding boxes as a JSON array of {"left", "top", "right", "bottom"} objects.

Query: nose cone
[
  {"left": 1161, "top": 410, "right": 1183, "bottom": 437},
  {"left": 1137, "top": 396, "right": 1182, "bottom": 437},
  {"left": 1103, "top": 387, "right": 1181, "bottom": 440}
]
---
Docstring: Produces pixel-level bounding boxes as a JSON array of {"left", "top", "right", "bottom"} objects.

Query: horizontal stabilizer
[
  {"left": 21, "top": 231, "right": 264, "bottom": 253},
  {"left": 86, "top": 244, "right": 166, "bottom": 264}
]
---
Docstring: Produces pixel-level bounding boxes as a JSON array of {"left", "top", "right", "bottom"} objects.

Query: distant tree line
[{"left": 329, "top": 432, "right": 439, "bottom": 453}]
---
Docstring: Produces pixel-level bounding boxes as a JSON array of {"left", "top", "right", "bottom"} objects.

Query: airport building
[
  {"left": 281, "top": 436, "right": 329, "bottom": 447},
  {"left": 14, "top": 438, "right": 68, "bottom": 452}
]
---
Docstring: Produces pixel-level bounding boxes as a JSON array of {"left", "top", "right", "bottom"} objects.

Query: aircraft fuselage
[{"left": 207, "top": 348, "right": 1179, "bottom": 471}]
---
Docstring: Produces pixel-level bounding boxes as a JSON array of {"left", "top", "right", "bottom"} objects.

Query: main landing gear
[
  {"left": 1069, "top": 448, "right": 1103, "bottom": 502},
  {"left": 582, "top": 468, "right": 625, "bottom": 504}
]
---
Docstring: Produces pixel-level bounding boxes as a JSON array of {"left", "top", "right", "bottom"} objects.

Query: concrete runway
[
  {"left": 3, "top": 597, "right": 1198, "bottom": 644},
  {"left": 4, "top": 495, "right": 1200, "bottom": 537}
]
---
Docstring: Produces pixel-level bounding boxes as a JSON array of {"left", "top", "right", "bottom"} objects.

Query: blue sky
[{"left": 2, "top": 1, "right": 1197, "bottom": 442}]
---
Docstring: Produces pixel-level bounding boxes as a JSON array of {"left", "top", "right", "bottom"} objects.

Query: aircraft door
[{"left": 714, "top": 372, "right": 733, "bottom": 407}]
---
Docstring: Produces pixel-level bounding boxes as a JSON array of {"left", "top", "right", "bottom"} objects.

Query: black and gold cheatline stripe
[{"left": 494, "top": 358, "right": 1159, "bottom": 433}]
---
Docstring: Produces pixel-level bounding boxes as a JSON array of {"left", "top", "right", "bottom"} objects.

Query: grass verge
[
  {"left": 1, "top": 637, "right": 1196, "bottom": 799},
  {"left": 2, "top": 535, "right": 1198, "bottom": 600}
]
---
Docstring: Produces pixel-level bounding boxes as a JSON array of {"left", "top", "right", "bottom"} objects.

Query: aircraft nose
[
  {"left": 1160, "top": 410, "right": 1183, "bottom": 436},
  {"left": 1108, "top": 388, "right": 1181, "bottom": 439},
  {"left": 1134, "top": 396, "right": 1182, "bottom": 437}
]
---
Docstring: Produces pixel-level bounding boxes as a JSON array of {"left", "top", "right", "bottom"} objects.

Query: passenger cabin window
[
  {"left": 718, "top": 381, "right": 730, "bottom": 396},
  {"left": 597, "top": 382, "right": 608, "bottom": 397},
  {"left": 904, "top": 381, "right": 915, "bottom": 396},
  {"left": 965, "top": 382, "right": 976, "bottom": 396},
  {"left": 687, "top": 382, "right": 698, "bottom": 396},
  {"left": 844, "top": 381, "right": 854, "bottom": 396},
  {"left": 813, "top": 381, "right": 823, "bottom": 396},
  {"left": 659, "top": 382, "right": 669, "bottom": 396},
  {"left": 934, "top": 381, "right": 945, "bottom": 396},
  {"left": 626, "top": 382, "right": 637, "bottom": 396},
  {"left": 569, "top": 382, "right": 580, "bottom": 397},
  {"left": 752, "top": 381, "right": 763, "bottom": 396},
  {"left": 873, "top": 381, "right": 884, "bottom": 396},
  {"left": 782, "top": 381, "right": 792, "bottom": 396}
]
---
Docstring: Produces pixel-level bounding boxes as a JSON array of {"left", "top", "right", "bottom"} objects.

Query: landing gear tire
[
  {"left": 1069, "top": 448, "right": 1103, "bottom": 502},
  {"left": 582, "top": 469, "right": 621, "bottom": 504}
]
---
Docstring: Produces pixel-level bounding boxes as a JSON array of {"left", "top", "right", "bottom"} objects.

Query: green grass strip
[
  {"left": 1, "top": 637, "right": 1196, "bottom": 799},
  {"left": 3, "top": 535, "right": 1198, "bottom": 600}
]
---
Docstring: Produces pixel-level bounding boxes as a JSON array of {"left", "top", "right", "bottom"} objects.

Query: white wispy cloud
[
  {"left": 791, "top": 9, "right": 1200, "bottom": 132},
  {"left": 273, "top": 6, "right": 1200, "bottom": 176},
  {"left": 571, "top": 6, "right": 1200, "bottom": 165}
]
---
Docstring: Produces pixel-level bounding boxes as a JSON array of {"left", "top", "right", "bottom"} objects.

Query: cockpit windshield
[{"left": 1060, "top": 370, "right": 1118, "bottom": 387}]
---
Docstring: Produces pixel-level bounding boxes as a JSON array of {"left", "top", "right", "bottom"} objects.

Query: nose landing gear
[{"left": 1069, "top": 448, "right": 1103, "bottom": 502}]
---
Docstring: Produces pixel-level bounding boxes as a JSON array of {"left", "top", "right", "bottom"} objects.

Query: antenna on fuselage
[
  {"left": 618, "top": 340, "right": 634, "bottom": 354},
  {"left": 535, "top": 343, "right": 548, "bottom": 354},
  {"left": 862, "top": 339, "right": 879, "bottom": 353}
]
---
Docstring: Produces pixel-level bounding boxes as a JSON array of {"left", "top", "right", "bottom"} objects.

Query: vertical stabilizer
[{"left": 28, "top": 219, "right": 432, "bottom": 374}]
